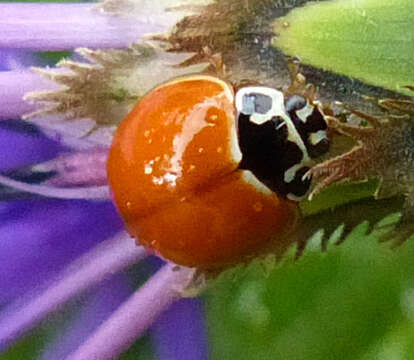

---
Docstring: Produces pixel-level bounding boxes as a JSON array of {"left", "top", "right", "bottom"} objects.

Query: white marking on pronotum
[
  {"left": 235, "top": 86, "right": 285, "bottom": 125},
  {"left": 309, "top": 130, "right": 328, "bottom": 146},
  {"left": 287, "top": 192, "right": 306, "bottom": 202},
  {"left": 241, "top": 170, "right": 273, "bottom": 196},
  {"left": 282, "top": 121, "right": 310, "bottom": 184},
  {"left": 295, "top": 102, "right": 314, "bottom": 123}
]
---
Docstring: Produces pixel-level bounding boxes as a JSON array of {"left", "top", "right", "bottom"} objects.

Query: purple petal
[
  {"left": 0, "top": 231, "right": 147, "bottom": 350},
  {"left": 66, "top": 264, "right": 196, "bottom": 360},
  {"left": 0, "top": 199, "right": 122, "bottom": 303},
  {"left": 0, "top": 70, "right": 57, "bottom": 120},
  {"left": 0, "top": 3, "right": 167, "bottom": 51},
  {"left": 40, "top": 147, "right": 109, "bottom": 187},
  {"left": 0, "top": 49, "right": 36, "bottom": 71},
  {"left": 0, "top": 120, "right": 63, "bottom": 171},
  {"left": 0, "top": 174, "right": 111, "bottom": 200},
  {"left": 40, "top": 274, "right": 132, "bottom": 360},
  {"left": 33, "top": 115, "right": 117, "bottom": 149},
  {"left": 152, "top": 298, "right": 209, "bottom": 360}
]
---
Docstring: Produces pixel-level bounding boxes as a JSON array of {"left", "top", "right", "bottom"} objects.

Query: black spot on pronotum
[
  {"left": 303, "top": 108, "right": 327, "bottom": 133},
  {"left": 285, "top": 95, "right": 330, "bottom": 159},
  {"left": 308, "top": 136, "right": 330, "bottom": 159},
  {"left": 286, "top": 166, "right": 311, "bottom": 199},
  {"left": 237, "top": 113, "right": 305, "bottom": 197}
]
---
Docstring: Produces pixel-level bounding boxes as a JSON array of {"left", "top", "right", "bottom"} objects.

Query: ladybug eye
[
  {"left": 285, "top": 95, "right": 307, "bottom": 112},
  {"left": 235, "top": 86, "right": 285, "bottom": 125},
  {"left": 240, "top": 92, "right": 273, "bottom": 115}
]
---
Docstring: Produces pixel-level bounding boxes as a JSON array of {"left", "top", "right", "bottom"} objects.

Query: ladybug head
[{"left": 235, "top": 87, "right": 329, "bottom": 201}]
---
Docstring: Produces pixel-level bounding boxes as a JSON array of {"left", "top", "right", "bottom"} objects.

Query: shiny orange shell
[{"left": 107, "top": 75, "right": 300, "bottom": 269}]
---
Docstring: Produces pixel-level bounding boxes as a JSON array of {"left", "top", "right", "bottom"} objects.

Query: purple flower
[{"left": 0, "top": 2, "right": 209, "bottom": 359}]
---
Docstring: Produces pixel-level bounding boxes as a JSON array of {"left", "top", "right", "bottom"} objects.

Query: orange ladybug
[{"left": 107, "top": 75, "right": 329, "bottom": 268}]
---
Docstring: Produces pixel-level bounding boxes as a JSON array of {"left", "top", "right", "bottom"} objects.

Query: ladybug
[{"left": 107, "top": 75, "right": 329, "bottom": 269}]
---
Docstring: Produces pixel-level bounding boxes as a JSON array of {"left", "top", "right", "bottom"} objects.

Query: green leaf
[
  {"left": 205, "top": 216, "right": 414, "bottom": 360},
  {"left": 300, "top": 180, "right": 379, "bottom": 217},
  {"left": 273, "top": 0, "right": 414, "bottom": 96}
]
